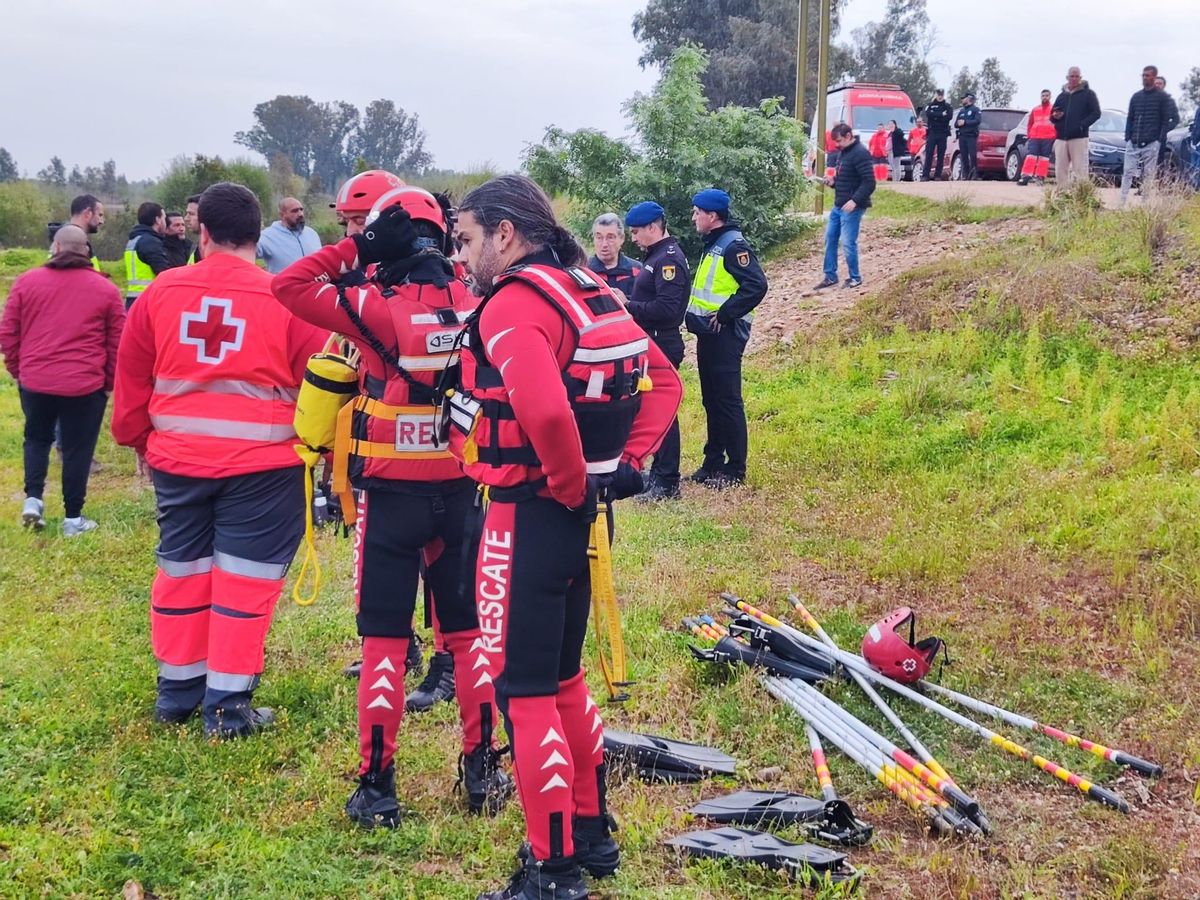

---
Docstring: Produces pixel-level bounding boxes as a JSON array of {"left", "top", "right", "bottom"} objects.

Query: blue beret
[
  {"left": 692, "top": 188, "right": 731, "bottom": 212},
  {"left": 624, "top": 201, "right": 665, "bottom": 227}
]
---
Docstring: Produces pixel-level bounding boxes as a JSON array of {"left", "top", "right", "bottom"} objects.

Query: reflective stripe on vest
[
  {"left": 150, "top": 414, "right": 297, "bottom": 443},
  {"left": 154, "top": 377, "right": 299, "bottom": 403},
  {"left": 124, "top": 238, "right": 155, "bottom": 298},
  {"left": 687, "top": 229, "right": 747, "bottom": 318}
]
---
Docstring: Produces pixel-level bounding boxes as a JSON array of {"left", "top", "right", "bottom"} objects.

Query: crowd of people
[{"left": 1, "top": 166, "right": 778, "bottom": 898}]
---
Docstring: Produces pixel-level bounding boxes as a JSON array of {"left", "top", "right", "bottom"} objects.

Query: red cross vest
[
  {"left": 338, "top": 279, "right": 477, "bottom": 486},
  {"left": 146, "top": 259, "right": 304, "bottom": 474},
  {"left": 445, "top": 263, "right": 649, "bottom": 488}
]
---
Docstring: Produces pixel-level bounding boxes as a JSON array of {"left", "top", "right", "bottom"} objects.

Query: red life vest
[
  {"left": 341, "top": 279, "right": 477, "bottom": 485},
  {"left": 445, "top": 264, "right": 650, "bottom": 487}
]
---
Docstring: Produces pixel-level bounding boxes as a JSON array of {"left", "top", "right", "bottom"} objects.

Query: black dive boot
[
  {"left": 457, "top": 743, "right": 514, "bottom": 815},
  {"left": 345, "top": 764, "right": 402, "bottom": 830},
  {"left": 477, "top": 856, "right": 589, "bottom": 900},
  {"left": 573, "top": 813, "right": 620, "bottom": 878},
  {"left": 405, "top": 633, "right": 425, "bottom": 679},
  {"left": 405, "top": 650, "right": 454, "bottom": 712}
]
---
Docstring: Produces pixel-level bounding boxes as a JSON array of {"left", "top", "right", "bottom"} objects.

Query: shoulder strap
[
  {"left": 335, "top": 283, "right": 432, "bottom": 402},
  {"left": 710, "top": 230, "right": 744, "bottom": 256}
]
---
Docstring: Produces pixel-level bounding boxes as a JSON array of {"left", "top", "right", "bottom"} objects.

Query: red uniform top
[
  {"left": 1, "top": 261, "right": 125, "bottom": 395},
  {"left": 457, "top": 252, "right": 683, "bottom": 508},
  {"left": 111, "top": 252, "right": 329, "bottom": 478},
  {"left": 271, "top": 238, "right": 475, "bottom": 485},
  {"left": 1028, "top": 102, "right": 1057, "bottom": 141},
  {"left": 908, "top": 126, "right": 927, "bottom": 157},
  {"left": 869, "top": 131, "right": 889, "bottom": 158}
]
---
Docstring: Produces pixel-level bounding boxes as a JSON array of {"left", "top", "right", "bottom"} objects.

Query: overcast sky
[{"left": 1, "top": 0, "right": 1194, "bottom": 183}]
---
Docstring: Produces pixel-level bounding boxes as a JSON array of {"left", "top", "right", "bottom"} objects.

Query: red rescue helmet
[
  {"left": 861, "top": 607, "right": 946, "bottom": 683},
  {"left": 334, "top": 169, "right": 406, "bottom": 215},
  {"left": 368, "top": 186, "right": 448, "bottom": 233}
]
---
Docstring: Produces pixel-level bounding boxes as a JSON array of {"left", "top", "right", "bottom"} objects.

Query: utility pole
[
  {"left": 794, "top": 0, "right": 809, "bottom": 125},
  {"left": 814, "top": 0, "right": 832, "bottom": 216}
]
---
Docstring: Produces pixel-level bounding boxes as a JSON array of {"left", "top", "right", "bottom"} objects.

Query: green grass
[
  {"left": 867, "top": 187, "right": 1030, "bottom": 224},
  {"left": 2, "top": 211, "right": 1199, "bottom": 897}
]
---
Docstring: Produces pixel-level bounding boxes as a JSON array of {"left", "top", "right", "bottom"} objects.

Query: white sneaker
[
  {"left": 22, "top": 497, "right": 45, "bottom": 530},
  {"left": 63, "top": 516, "right": 98, "bottom": 537}
]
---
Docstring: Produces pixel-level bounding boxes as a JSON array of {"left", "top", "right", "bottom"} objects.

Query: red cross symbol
[{"left": 179, "top": 296, "right": 246, "bottom": 365}]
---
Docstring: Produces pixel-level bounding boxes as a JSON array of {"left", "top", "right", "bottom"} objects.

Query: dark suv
[{"left": 1004, "top": 108, "right": 1128, "bottom": 183}]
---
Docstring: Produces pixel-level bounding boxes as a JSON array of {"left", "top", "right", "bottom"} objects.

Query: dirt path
[{"left": 750, "top": 214, "right": 1040, "bottom": 351}]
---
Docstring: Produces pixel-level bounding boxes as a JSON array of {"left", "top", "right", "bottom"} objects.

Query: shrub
[
  {"left": 0, "top": 181, "right": 52, "bottom": 249},
  {"left": 524, "top": 45, "right": 806, "bottom": 258}
]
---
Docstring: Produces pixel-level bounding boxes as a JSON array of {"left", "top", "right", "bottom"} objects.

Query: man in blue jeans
[{"left": 815, "top": 123, "right": 876, "bottom": 290}]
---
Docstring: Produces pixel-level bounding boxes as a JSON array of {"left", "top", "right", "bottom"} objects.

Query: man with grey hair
[
  {"left": 2, "top": 225, "right": 125, "bottom": 535},
  {"left": 587, "top": 211, "right": 641, "bottom": 299},
  {"left": 256, "top": 196, "right": 321, "bottom": 274},
  {"left": 1051, "top": 66, "right": 1101, "bottom": 186}
]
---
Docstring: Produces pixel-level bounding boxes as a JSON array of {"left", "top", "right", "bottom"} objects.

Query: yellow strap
[
  {"left": 332, "top": 401, "right": 357, "bottom": 526},
  {"left": 291, "top": 450, "right": 322, "bottom": 606},
  {"left": 587, "top": 501, "right": 629, "bottom": 701},
  {"left": 347, "top": 437, "right": 451, "bottom": 461}
]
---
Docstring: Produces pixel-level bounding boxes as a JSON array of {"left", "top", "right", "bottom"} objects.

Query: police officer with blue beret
[
  {"left": 624, "top": 201, "right": 689, "bottom": 500},
  {"left": 686, "top": 188, "right": 768, "bottom": 488}
]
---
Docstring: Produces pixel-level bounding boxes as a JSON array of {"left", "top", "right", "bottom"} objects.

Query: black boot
[
  {"left": 406, "top": 633, "right": 425, "bottom": 679},
  {"left": 203, "top": 705, "right": 275, "bottom": 739},
  {"left": 457, "top": 743, "right": 514, "bottom": 815},
  {"left": 477, "top": 856, "right": 589, "bottom": 900},
  {"left": 345, "top": 764, "right": 402, "bottom": 830},
  {"left": 405, "top": 650, "right": 455, "bottom": 713},
  {"left": 573, "top": 813, "right": 620, "bottom": 878}
]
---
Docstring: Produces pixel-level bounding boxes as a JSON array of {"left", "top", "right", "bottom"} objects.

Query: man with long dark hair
[{"left": 447, "top": 175, "right": 681, "bottom": 899}]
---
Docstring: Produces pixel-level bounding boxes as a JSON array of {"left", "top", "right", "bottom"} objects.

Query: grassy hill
[{"left": 1, "top": 193, "right": 1198, "bottom": 898}]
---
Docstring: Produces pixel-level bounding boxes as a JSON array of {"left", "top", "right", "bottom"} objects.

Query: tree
[
  {"left": 631, "top": 0, "right": 850, "bottom": 120},
  {"left": 157, "top": 155, "right": 273, "bottom": 220},
  {"left": 310, "top": 100, "right": 359, "bottom": 190},
  {"left": 525, "top": 46, "right": 804, "bottom": 258},
  {"left": 1178, "top": 66, "right": 1200, "bottom": 119},
  {"left": 0, "top": 147, "right": 17, "bottom": 183},
  {"left": 949, "top": 67, "right": 976, "bottom": 105},
  {"left": 0, "top": 181, "right": 53, "bottom": 247},
  {"left": 976, "top": 57, "right": 1017, "bottom": 107},
  {"left": 37, "top": 156, "right": 66, "bottom": 186},
  {"left": 350, "top": 99, "right": 431, "bottom": 176},
  {"left": 235, "top": 95, "right": 324, "bottom": 179},
  {"left": 844, "top": 0, "right": 937, "bottom": 105}
]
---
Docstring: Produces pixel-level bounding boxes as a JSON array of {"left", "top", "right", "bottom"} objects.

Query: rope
[{"left": 587, "top": 500, "right": 629, "bottom": 701}]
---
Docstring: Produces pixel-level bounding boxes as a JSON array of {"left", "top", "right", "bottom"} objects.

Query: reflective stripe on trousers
[
  {"left": 207, "top": 670, "right": 259, "bottom": 692},
  {"left": 159, "top": 660, "right": 208, "bottom": 680}
]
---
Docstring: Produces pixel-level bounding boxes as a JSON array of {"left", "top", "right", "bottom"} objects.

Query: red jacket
[
  {"left": 1029, "top": 102, "right": 1057, "bottom": 140},
  {"left": 908, "top": 126, "right": 927, "bottom": 157},
  {"left": 452, "top": 253, "right": 683, "bottom": 508},
  {"left": 111, "top": 252, "right": 329, "bottom": 477},
  {"left": 868, "top": 131, "right": 888, "bottom": 158},
  {"left": 1, "top": 257, "right": 125, "bottom": 395},
  {"left": 271, "top": 238, "right": 476, "bottom": 485}
]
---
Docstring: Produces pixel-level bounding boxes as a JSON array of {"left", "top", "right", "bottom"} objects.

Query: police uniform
[
  {"left": 111, "top": 251, "right": 329, "bottom": 737},
  {"left": 586, "top": 252, "right": 640, "bottom": 299},
  {"left": 955, "top": 97, "right": 982, "bottom": 180},
  {"left": 123, "top": 224, "right": 171, "bottom": 308},
  {"left": 623, "top": 201, "right": 688, "bottom": 496},
  {"left": 686, "top": 189, "right": 768, "bottom": 486}
]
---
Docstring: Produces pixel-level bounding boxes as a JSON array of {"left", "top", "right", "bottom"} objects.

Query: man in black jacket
[
  {"left": 123, "top": 202, "right": 170, "bottom": 307},
  {"left": 955, "top": 94, "right": 982, "bottom": 180},
  {"left": 1153, "top": 76, "right": 1182, "bottom": 169},
  {"left": 686, "top": 188, "right": 768, "bottom": 488},
  {"left": 815, "top": 123, "right": 875, "bottom": 291},
  {"left": 161, "top": 212, "right": 195, "bottom": 268},
  {"left": 922, "top": 89, "right": 953, "bottom": 180},
  {"left": 624, "top": 201, "right": 689, "bottom": 500},
  {"left": 1121, "top": 65, "right": 1174, "bottom": 204},
  {"left": 1052, "top": 67, "right": 1102, "bottom": 186}
]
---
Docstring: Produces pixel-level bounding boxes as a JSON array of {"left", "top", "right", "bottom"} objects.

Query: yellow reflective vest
[
  {"left": 124, "top": 238, "right": 156, "bottom": 303},
  {"left": 687, "top": 229, "right": 749, "bottom": 320}
]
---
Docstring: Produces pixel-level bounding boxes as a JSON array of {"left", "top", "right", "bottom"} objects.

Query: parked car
[
  {"left": 938, "top": 108, "right": 1026, "bottom": 180},
  {"left": 1004, "top": 108, "right": 1127, "bottom": 183},
  {"left": 1162, "top": 117, "right": 1195, "bottom": 175},
  {"left": 805, "top": 82, "right": 918, "bottom": 178}
]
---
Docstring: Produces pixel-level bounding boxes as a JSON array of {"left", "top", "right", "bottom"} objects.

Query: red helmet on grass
[{"left": 861, "top": 607, "right": 946, "bottom": 683}]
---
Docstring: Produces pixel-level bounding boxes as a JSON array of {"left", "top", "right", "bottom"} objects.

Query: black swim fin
[
  {"left": 724, "top": 616, "right": 841, "bottom": 677},
  {"left": 689, "top": 636, "right": 831, "bottom": 682},
  {"left": 665, "top": 826, "right": 859, "bottom": 884},
  {"left": 690, "top": 790, "right": 874, "bottom": 848},
  {"left": 603, "top": 727, "right": 737, "bottom": 783}
]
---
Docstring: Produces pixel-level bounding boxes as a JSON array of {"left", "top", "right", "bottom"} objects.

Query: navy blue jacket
[
  {"left": 627, "top": 235, "right": 688, "bottom": 359},
  {"left": 685, "top": 222, "right": 768, "bottom": 337},
  {"left": 924, "top": 100, "right": 954, "bottom": 137},
  {"left": 126, "top": 224, "right": 171, "bottom": 275},
  {"left": 1125, "top": 87, "right": 1174, "bottom": 145},
  {"left": 954, "top": 105, "right": 981, "bottom": 137},
  {"left": 587, "top": 253, "right": 640, "bottom": 300}
]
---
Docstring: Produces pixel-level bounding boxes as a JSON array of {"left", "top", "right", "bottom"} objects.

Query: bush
[
  {"left": 156, "top": 155, "right": 274, "bottom": 222},
  {"left": 0, "top": 181, "right": 52, "bottom": 249},
  {"left": 524, "top": 46, "right": 805, "bottom": 258}
]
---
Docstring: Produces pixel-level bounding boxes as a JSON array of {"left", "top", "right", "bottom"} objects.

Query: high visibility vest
[
  {"left": 688, "top": 230, "right": 749, "bottom": 320},
  {"left": 144, "top": 259, "right": 308, "bottom": 474},
  {"left": 124, "top": 237, "right": 155, "bottom": 301},
  {"left": 446, "top": 264, "right": 649, "bottom": 487},
  {"left": 46, "top": 250, "right": 101, "bottom": 271},
  {"left": 342, "top": 279, "right": 477, "bottom": 486}
]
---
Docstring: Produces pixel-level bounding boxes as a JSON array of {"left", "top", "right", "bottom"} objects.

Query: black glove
[
  {"left": 351, "top": 204, "right": 418, "bottom": 265},
  {"left": 608, "top": 461, "right": 644, "bottom": 501}
]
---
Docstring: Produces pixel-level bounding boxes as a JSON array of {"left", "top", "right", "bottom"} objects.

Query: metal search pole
[
  {"left": 794, "top": 0, "right": 810, "bottom": 123},
  {"left": 813, "top": 0, "right": 832, "bottom": 215}
]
